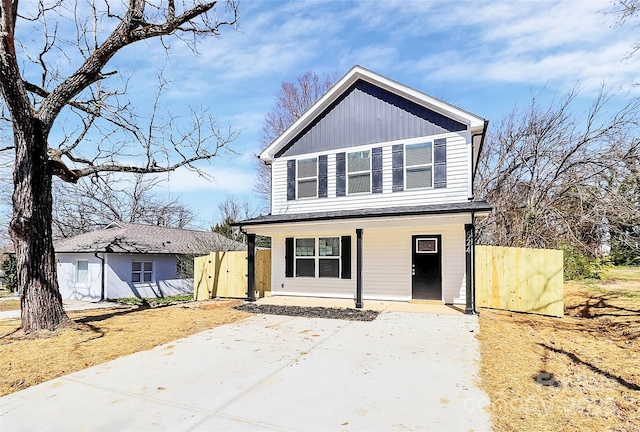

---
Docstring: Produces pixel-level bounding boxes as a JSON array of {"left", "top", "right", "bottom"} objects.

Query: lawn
[
  {"left": 477, "top": 266, "right": 640, "bottom": 431},
  {"left": 0, "top": 299, "right": 249, "bottom": 397}
]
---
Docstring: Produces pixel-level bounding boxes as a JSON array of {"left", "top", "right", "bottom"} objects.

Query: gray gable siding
[{"left": 275, "top": 80, "right": 467, "bottom": 158}]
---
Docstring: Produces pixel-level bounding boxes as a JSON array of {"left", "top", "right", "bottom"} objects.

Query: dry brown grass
[
  {"left": 478, "top": 267, "right": 640, "bottom": 432},
  {"left": 0, "top": 299, "right": 19, "bottom": 312},
  {"left": 0, "top": 300, "right": 250, "bottom": 396}
]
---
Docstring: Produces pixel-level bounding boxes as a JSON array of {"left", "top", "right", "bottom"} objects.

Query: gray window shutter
[
  {"left": 372, "top": 147, "right": 383, "bottom": 194},
  {"left": 318, "top": 155, "right": 328, "bottom": 198},
  {"left": 285, "top": 237, "right": 294, "bottom": 277},
  {"left": 392, "top": 144, "right": 404, "bottom": 192},
  {"left": 341, "top": 236, "right": 351, "bottom": 279},
  {"left": 336, "top": 152, "right": 346, "bottom": 197},
  {"left": 287, "top": 160, "right": 296, "bottom": 200},
  {"left": 434, "top": 138, "right": 447, "bottom": 188}
]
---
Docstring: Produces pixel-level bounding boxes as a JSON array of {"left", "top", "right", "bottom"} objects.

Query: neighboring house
[
  {"left": 237, "top": 66, "right": 491, "bottom": 311},
  {"left": 54, "top": 222, "right": 244, "bottom": 301}
]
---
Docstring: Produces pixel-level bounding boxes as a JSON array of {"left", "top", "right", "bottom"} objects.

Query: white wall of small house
[
  {"left": 251, "top": 214, "right": 469, "bottom": 303},
  {"left": 57, "top": 253, "right": 103, "bottom": 301},
  {"left": 270, "top": 131, "right": 471, "bottom": 216},
  {"left": 57, "top": 253, "right": 193, "bottom": 301}
]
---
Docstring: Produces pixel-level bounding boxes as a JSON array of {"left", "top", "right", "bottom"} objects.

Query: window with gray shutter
[
  {"left": 372, "top": 147, "right": 382, "bottom": 193},
  {"left": 434, "top": 138, "right": 447, "bottom": 188},
  {"left": 392, "top": 144, "right": 404, "bottom": 192},
  {"left": 336, "top": 152, "right": 346, "bottom": 196},
  {"left": 318, "top": 155, "right": 328, "bottom": 198},
  {"left": 286, "top": 160, "right": 296, "bottom": 201}
]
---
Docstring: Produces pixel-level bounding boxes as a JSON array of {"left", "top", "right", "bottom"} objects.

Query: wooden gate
[
  {"left": 193, "top": 250, "right": 271, "bottom": 301},
  {"left": 475, "top": 245, "right": 564, "bottom": 317}
]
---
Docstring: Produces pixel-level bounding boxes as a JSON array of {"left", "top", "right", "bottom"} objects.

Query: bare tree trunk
[{"left": 10, "top": 117, "right": 68, "bottom": 332}]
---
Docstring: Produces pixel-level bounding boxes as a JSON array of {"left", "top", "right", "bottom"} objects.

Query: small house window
[
  {"left": 76, "top": 260, "right": 88, "bottom": 285},
  {"left": 297, "top": 158, "right": 318, "bottom": 199},
  {"left": 318, "top": 237, "right": 340, "bottom": 278},
  {"left": 347, "top": 150, "right": 371, "bottom": 194},
  {"left": 132, "top": 261, "right": 153, "bottom": 283},
  {"left": 295, "top": 238, "right": 315, "bottom": 277},
  {"left": 405, "top": 142, "right": 433, "bottom": 189},
  {"left": 294, "top": 237, "right": 341, "bottom": 278}
]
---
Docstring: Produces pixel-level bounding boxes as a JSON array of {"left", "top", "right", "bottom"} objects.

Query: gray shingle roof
[
  {"left": 54, "top": 222, "right": 245, "bottom": 254},
  {"left": 236, "top": 201, "right": 493, "bottom": 226}
]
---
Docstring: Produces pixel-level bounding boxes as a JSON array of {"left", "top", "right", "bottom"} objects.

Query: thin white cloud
[{"left": 164, "top": 165, "right": 256, "bottom": 194}]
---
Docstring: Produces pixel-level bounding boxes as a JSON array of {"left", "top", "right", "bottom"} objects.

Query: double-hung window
[
  {"left": 347, "top": 150, "right": 371, "bottom": 194},
  {"left": 295, "top": 237, "right": 340, "bottom": 278},
  {"left": 405, "top": 142, "right": 433, "bottom": 189},
  {"left": 132, "top": 261, "right": 153, "bottom": 283},
  {"left": 76, "top": 260, "right": 88, "bottom": 285},
  {"left": 297, "top": 158, "right": 318, "bottom": 199}
]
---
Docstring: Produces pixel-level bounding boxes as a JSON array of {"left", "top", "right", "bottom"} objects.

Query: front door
[{"left": 411, "top": 235, "right": 442, "bottom": 300}]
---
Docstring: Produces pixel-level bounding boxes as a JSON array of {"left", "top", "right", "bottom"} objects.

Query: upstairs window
[
  {"left": 347, "top": 150, "right": 371, "bottom": 194},
  {"left": 297, "top": 158, "right": 318, "bottom": 199},
  {"left": 405, "top": 142, "right": 433, "bottom": 189},
  {"left": 132, "top": 261, "right": 153, "bottom": 283}
]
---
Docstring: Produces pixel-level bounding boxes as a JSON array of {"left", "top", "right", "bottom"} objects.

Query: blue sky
[
  {"left": 3, "top": 0, "right": 640, "bottom": 234},
  {"left": 153, "top": 0, "right": 638, "bottom": 228}
]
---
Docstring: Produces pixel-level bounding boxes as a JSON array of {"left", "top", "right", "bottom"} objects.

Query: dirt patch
[
  {"left": 0, "top": 299, "right": 250, "bottom": 396},
  {"left": 478, "top": 267, "right": 640, "bottom": 431},
  {"left": 235, "top": 303, "right": 380, "bottom": 321}
]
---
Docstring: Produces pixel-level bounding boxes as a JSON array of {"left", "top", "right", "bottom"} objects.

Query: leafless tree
[
  {"left": 0, "top": 0, "right": 239, "bottom": 332},
  {"left": 611, "top": 0, "right": 640, "bottom": 58},
  {"left": 475, "top": 86, "right": 640, "bottom": 258},
  {"left": 52, "top": 173, "right": 195, "bottom": 238},
  {"left": 254, "top": 71, "right": 338, "bottom": 208}
]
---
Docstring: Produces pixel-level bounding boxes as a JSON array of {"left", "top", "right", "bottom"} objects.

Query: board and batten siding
[
  {"left": 263, "top": 217, "right": 466, "bottom": 303},
  {"left": 271, "top": 131, "right": 471, "bottom": 216}
]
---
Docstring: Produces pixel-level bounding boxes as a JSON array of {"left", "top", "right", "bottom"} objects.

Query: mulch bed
[{"left": 235, "top": 303, "right": 380, "bottom": 321}]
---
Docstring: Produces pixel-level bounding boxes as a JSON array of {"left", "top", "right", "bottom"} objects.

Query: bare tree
[
  {"left": 0, "top": 0, "right": 239, "bottom": 332},
  {"left": 254, "top": 71, "right": 338, "bottom": 208},
  {"left": 475, "top": 86, "right": 640, "bottom": 259},
  {"left": 52, "top": 173, "right": 195, "bottom": 238},
  {"left": 611, "top": 0, "right": 640, "bottom": 58}
]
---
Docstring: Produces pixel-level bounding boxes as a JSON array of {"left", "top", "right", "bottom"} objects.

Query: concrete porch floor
[{"left": 255, "top": 295, "right": 465, "bottom": 315}]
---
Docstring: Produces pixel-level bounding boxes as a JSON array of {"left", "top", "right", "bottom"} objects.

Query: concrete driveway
[{"left": 0, "top": 311, "right": 491, "bottom": 431}]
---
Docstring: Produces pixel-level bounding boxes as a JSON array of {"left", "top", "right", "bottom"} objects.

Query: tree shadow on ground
[{"left": 539, "top": 343, "right": 640, "bottom": 391}]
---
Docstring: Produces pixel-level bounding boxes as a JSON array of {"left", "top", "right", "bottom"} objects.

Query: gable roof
[
  {"left": 260, "top": 65, "right": 487, "bottom": 163},
  {"left": 53, "top": 222, "right": 245, "bottom": 255}
]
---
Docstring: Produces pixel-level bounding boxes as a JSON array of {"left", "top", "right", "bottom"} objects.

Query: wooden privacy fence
[
  {"left": 475, "top": 245, "right": 564, "bottom": 317},
  {"left": 193, "top": 250, "right": 271, "bottom": 301}
]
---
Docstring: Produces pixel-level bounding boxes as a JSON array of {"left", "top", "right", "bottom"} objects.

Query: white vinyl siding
[{"left": 271, "top": 132, "right": 470, "bottom": 215}]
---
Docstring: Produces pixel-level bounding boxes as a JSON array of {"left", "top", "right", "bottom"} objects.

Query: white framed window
[
  {"left": 75, "top": 260, "right": 88, "bottom": 285},
  {"left": 132, "top": 261, "right": 153, "bottom": 283},
  {"left": 297, "top": 158, "right": 318, "bottom": 199},
  {"left": 405, "top": 142, "right": 433, "bottom": 189},
  {"left": 294, "top": 237, "right": 340, "bottom": 278},
  {"left": 347, "top": 150, "right": 371, "bottom": 194}
]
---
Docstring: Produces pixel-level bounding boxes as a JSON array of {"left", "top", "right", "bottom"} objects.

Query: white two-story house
[{"left": 238, "top": 66, "right": 491, "bottom": 311}]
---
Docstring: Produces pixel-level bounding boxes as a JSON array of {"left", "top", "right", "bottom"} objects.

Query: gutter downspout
[
  {"left": 94, "top": 252, "right": 105, "bottom": 301},
  {"left": 469, "top": 120, "right": 489, "bottom": 200}
]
